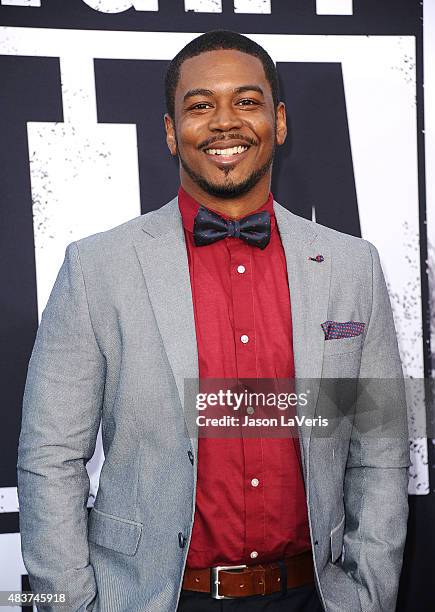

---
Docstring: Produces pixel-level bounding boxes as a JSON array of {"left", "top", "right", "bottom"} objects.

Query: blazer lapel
[
  {"left": 132, "top": 197, "right": 199, "bottom": 452},
  {"left": 274, "top": 202, "right": 332, "bottom": 453}
]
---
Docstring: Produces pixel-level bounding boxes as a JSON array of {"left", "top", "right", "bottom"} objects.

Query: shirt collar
[{"left": 178, "top": 185, "right": 276, "bottom": 234}]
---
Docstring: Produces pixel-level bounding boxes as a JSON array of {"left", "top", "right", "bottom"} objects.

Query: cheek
[
  {"left": 261, "top": 122, "right": 277, "bottom": 142},
  {"left": 249, "top": 120, "right": 275, "bottom": 146},
  {"left": 177, "top": 118, "right": 206, "bottom": 145}
]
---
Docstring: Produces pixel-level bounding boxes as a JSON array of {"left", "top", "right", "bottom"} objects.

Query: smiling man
[{"left": 18, "top": 30, "right": 409, "bottom": 612}]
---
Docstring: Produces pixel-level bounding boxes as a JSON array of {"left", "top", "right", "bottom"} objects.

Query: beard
[{"left": 177, "top": 145, "right": 275, "bottom": 200}]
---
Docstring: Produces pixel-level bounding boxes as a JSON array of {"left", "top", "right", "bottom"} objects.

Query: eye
[
  {"left": 190, "top": 102, "right": 213, "bottom": 110},
  {"left": 237, "top": 99, "right": 259, "bottom": 106}
]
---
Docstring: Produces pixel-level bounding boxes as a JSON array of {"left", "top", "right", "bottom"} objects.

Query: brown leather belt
[{"left": 182, "top": 550, "right": 315, "bottom": 599}]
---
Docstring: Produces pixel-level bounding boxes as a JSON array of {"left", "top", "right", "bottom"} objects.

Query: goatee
[{"left": 178, "top": 150, "right": 274, "bottom": 200}]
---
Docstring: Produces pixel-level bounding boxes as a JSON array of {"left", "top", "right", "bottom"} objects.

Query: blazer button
[
  {"left": 187, "top": 450, "right": 194, "bottom": 465},
  {"left": 178, "top": 532, "right": 187, "bottom": 548}
]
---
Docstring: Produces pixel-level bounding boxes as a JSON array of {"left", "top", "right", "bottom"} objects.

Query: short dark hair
[{"left": 164, "top": 30, "right": 280, "bottom": 120}]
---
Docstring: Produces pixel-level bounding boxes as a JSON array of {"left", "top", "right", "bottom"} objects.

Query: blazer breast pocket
[
  {"left": 323, "top": 333, "right": 364, "bottom": 357},
  {"left": 324, "top": 334, "right": 363, "bottom": 356},
  {"left": 88, "top": 507, "right": 143, "bottom": 556}
]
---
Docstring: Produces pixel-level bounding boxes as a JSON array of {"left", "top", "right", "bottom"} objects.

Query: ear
[
  {"left": 275, "top": 102, "right": 287, "bottom": 146},
  {"left": 164, "top": 113, "right": 177, "bottom": 156}
]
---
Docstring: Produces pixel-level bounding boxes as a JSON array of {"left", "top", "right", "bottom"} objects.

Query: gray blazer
[{"left": 17, "top": 196, "right": 410, "bottom": 612}]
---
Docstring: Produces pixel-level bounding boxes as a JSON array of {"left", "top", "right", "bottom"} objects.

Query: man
[{"left": 17, "top": 30, "right": 410, "bottom": 612}]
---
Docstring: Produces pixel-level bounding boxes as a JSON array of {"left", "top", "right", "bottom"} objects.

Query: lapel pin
[{"left": 308, "top": 254, "right": 324, "bottom": 262}]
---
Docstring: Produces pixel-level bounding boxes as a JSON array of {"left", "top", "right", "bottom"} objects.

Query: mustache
[{"left": 198, "top": 134, "right": 257, "bottom": 150}]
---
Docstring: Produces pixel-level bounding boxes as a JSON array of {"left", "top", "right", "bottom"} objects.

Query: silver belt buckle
[{"left": 211, "top": 564, "right": 247, "bottom": 599}]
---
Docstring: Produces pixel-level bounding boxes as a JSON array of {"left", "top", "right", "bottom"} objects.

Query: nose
[{"left": 208, "top": 102, "right": 243, "bottom": 132}]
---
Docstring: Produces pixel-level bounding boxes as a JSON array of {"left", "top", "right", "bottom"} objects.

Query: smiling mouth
[{"left": 204, "top": 145, "right": 250, "bottom": 157}]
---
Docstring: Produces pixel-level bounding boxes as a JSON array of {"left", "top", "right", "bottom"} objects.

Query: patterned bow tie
[{"left": 193, "top": 206, "right": 271, "bottom": 250}]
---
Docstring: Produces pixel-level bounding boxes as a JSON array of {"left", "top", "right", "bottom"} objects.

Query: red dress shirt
[{"left": 178, "top": 186, "right": 311, "bottom": 569}]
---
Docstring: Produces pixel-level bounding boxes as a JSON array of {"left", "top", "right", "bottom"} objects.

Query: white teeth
[{"left": 205, "top": 145, "right": 248, "bottom": 156}]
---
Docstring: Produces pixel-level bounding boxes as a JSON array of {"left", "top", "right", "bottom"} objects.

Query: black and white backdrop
[{"left": 0, "top": 1, "right": 434, "bottom": 610}]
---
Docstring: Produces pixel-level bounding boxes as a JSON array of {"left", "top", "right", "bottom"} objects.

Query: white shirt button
[
  {"left": 241, "top": 334, "right": 249, "bottom": 344},
  {"left": 250, "top": 551, "right": 258, "bottom": 559},
  {"left": 246, "top": 406, "right": 255, "bottom": 415},
  {"left": 251, "top": 478, "right": 259, "bottom": 487},
  {"left": 237, "top": 265, "right": 246, "bottom": 274}
]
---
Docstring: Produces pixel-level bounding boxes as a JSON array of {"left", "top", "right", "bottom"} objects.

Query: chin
[{"left": 180, "top": 152, "right": 272, "bottom": 199}]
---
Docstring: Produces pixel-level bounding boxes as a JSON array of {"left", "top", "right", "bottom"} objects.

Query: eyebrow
[
  {"left": 234, "top": 85, "right": 264, "bottom": 96},
  {"left": 183, "top": 84, "right": 264, "bottom": 102}
]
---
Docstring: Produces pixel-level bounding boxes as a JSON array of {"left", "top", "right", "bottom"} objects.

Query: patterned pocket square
[{"left": 321, "top": 320, "right": 365, "bottom": 340}]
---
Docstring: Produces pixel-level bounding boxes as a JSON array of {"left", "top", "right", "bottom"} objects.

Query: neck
[{"left": 180, "top": 173, "right": 271, "bottom": 219}]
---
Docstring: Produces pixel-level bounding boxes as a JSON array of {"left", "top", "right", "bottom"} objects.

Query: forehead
[{"left": 177, "top": 49, "right": 270, "bottom": 96}]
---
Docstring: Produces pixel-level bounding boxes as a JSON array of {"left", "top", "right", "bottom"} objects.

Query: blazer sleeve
[
  {"left": 17, "top": 241, "right": 105, "bottom": 612},
  {"left": 341, "top": 240, "right": 411, "bottom": 612}
]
